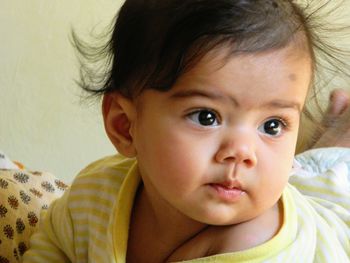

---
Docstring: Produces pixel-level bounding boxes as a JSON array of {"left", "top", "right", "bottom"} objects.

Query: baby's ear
[{"left": 102, "top": 92, "right": 137, "bottom": 158}]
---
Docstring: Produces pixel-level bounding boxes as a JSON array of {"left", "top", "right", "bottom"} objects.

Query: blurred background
[{"left": 0, "top": 0, "right": 124, "bottom": 182}]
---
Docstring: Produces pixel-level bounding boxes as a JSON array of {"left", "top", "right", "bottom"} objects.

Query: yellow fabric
[
  {"left": 179, "top": 189, "right": 296, "bottom": 263},
  {"left": 23, "top": 148, "right": 350, "bottom": 262}
]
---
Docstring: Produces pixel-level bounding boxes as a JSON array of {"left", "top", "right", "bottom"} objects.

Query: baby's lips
[{"left": 210, "top": 179, "right": 243, "bottom": 190}]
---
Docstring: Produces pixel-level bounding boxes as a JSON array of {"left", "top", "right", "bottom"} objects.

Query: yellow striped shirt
[{"left": 23, "top": 148, "right": 350, "bottom": 262}]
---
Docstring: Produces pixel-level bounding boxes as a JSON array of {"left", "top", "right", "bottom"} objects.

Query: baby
[{"left": 24, "top": 0, "right": 350, "bottom": 262}]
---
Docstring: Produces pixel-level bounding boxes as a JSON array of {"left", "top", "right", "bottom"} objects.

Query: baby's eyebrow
[
  {"left": 170, "top": 89, "right": 301, "bottom": 113},
  {"left": 263, "top": 100, "right": 302, "bottom": 113},
  {"left": 170, "top": 89, "right": 233, "bottom": 103}
]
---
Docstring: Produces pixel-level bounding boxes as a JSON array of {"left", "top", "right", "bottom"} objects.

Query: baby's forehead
[
  {"left": 180, "top": 42, "right": 312, "bottom": 78},
  {"left": 166, "top": 46, "right": 311, "bottom": 98}
]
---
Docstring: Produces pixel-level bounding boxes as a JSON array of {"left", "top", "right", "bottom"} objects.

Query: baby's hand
[{"left": 312, "top": 89, "right": 350, "bottom": 148}]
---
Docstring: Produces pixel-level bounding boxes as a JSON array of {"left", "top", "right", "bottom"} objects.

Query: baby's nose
[{"left": 215, "top": 133, "right": 257, "bottom": 168}]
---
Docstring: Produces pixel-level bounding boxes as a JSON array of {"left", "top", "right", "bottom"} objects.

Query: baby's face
[{"left": 130, "top": 44, "right": 312, "bottom": 225}]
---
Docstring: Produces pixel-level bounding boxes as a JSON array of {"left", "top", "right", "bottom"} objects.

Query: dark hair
[
  {"left": 72, "top": 0, "right": 312, "bottom": 97},
  {"left": 72, "top": 0, "right": 350, "bottom": 149}
]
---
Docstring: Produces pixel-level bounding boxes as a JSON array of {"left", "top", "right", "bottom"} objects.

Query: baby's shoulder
[
  {"left": 77, "top": 154, "right": 135, "bottom": 177},
  {"left": 168, "top": 225, "right": 272, "bottom": 261},
  {"left": 72, "top": 154, "right": 135, "bottom": 183},
  {"left": 68, "top": 154, "right": 136, "bottom": 198},
  {"left": 168, "top": 206, "right": 281, "bottom": 261}
]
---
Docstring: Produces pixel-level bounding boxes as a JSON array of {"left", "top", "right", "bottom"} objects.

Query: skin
[
  {"left": 103, "top": 43, "right": 312, "bottom": 262},
  {"left": 312, "top": 89, "right": 350, "bottom": 148}
]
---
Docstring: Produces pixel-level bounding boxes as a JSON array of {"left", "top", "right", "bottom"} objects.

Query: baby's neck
[
  {"left": 126, "top": 185, "right": 283, "bottom": 262},
  {"left": 167, "top": 201, "right": 283, "bottom": 261},
  {"left": 126, "top": 184, "right": 208, "bottom": 263}
]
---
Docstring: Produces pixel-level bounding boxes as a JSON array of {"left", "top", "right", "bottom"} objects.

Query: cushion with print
[{"left": 0, "top": 153, "right": 68, "bottom": 262}]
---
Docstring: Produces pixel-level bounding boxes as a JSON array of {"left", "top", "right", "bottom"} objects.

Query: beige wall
[{"left": 0, "top": 0, "right": 124, "bottom": 182}]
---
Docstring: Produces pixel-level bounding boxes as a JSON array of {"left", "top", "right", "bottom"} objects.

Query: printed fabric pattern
[{"left": 0, "top": 152, "right": 68, "bottom": 263}]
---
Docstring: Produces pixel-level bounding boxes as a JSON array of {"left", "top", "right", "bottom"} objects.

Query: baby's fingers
[{"left": 312, "top": 89, "right": 350, "bottom": 148}]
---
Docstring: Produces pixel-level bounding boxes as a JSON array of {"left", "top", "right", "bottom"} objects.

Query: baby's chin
[
  {"left": 188, "top": 209, "right": 256, "bottom": 227},
  {"left": 192, "top": 201, "right": 281, "bottom": 227}
]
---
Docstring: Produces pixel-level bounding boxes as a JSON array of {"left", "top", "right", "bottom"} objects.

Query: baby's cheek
[{"left": 258, "top": 154, "right": 291, "bottom": 190}]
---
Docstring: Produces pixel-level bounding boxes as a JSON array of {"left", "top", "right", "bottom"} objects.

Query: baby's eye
[
  {"left": 258, "top": 118, "right": 286, "bottom": 136},
  {"left": 187, "top": 109, "right": 219, "bottom": 126}
]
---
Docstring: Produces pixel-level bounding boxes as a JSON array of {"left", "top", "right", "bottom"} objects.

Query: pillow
[
  {"left": 0, "top": 156, "right": 68, "bottom": 262},
  {"left": 0, "top": 151, "right": 19, "bottom": 170}
]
